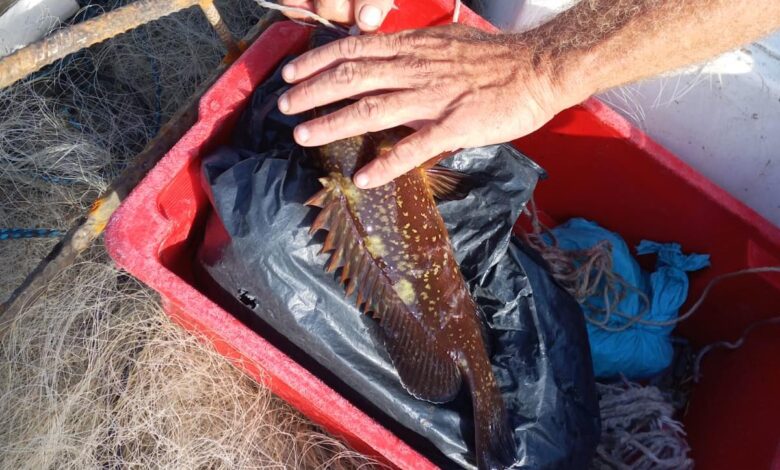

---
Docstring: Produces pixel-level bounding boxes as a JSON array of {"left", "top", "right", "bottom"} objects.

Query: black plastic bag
[{"left": 197, "top": 57, "right": 600, "bottom": 469}]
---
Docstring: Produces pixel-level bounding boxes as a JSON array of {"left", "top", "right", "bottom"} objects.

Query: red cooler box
[{"left": 105, "top": 1, "right": 780, "bottom": 468}]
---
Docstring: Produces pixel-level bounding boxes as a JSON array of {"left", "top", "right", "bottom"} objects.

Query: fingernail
[
  {"left": 359, "top": 4, "right": 383, "bottom": 28},
  {"left": 354, "top": 172, "right": 370, "bottom": 188},
  {"left": 278, "top": 94, "right": 290, "bottom": 113},
  {"left": 296, "top": 125, "right": 310, "bottom": 143},
  {"left": 282, "top": 64, "right": 295, "bottom": 82}
]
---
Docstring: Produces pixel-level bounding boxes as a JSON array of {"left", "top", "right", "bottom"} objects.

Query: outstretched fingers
[
  {"left": 278, "top": 59, "right": 412, "bottom": 115},
  {"left": 291, "top": 91, "right": 433, "bottom": 146},
  {"left": 354, "top": 120, "right": 463, "bottom": 188},
  {"left": 281, "top": 33, "right": 404, "bottom": 84}
]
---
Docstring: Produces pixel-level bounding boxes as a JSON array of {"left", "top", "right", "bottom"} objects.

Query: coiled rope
[
  {"left": 521, "top": 199, "right": 780, "bottom": 333},
  {"left": 595, "top": 380, "right": 693, "bottom": 470}
]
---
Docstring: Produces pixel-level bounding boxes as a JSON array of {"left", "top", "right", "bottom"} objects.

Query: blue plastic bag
[{"left": 546, "top": 219, "right": 710, "bottom": 379}]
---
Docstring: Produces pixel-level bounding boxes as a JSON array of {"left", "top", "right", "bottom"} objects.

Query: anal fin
[{"left": 372, "top": 303, "right": 462, "bottom": 404}]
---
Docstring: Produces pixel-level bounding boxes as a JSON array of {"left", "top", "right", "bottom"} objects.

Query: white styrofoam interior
[{"left": 485, "top": 0, "right": 780, "bottom": 227}]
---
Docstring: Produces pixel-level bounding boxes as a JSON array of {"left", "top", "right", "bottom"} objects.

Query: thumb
[{"left": 354, "top": 0, "right": 394, "bottom": 31}]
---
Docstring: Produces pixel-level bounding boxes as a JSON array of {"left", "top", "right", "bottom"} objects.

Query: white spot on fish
[
  {"left": 393, "top": 278, "right": 416, "bottom": 305},
  {"left": 365, "top": 235, "right": 387, "bottom": 258}
]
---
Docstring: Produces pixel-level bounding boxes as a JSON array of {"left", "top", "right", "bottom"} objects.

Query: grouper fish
[{"left": 302, "top": 28, "right": 514, "bottom": 470}]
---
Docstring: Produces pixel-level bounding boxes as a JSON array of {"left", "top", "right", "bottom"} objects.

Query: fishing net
[
  {"left": 0, "top": 0, "right": 257, "bottom": 296},
  {"left": 0, "top": 245, "right": 380, "bottom": 469},
  {"left": 1, "top": 2, "right": 380, "bottom": 468}
]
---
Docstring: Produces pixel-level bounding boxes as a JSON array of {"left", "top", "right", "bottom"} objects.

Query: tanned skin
[{"left": 277, "top": 0, "right": 780, "bottom": 188}]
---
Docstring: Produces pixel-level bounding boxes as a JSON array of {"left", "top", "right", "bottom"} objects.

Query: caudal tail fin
[{"left": 465, "top": 353, "right": 515, "bottom": 469}]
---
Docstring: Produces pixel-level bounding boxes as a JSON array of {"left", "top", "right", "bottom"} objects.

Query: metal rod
[
  {"left": 0, "top": 0, "right": 206, "bottom": 89},
  {"left": 199, "top": 0, "right": 241, "bottom": 61},
  {"left": 0, "top": 9, "right": 283, "bottom": 330}
]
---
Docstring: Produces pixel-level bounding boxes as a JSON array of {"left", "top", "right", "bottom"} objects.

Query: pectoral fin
[{"left": 424, "top": 166, "right": 471, "bottom": 201}]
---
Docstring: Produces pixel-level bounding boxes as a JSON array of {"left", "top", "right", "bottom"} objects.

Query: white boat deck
[{"left": 486, "top": 0, "right": 780, "bottom": 227}]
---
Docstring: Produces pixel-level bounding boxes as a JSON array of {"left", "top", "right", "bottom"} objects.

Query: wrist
[
  {"left": 506, "top": 31, "right": 596, "bottom": 117},
  {"left": 556, "top": 48, "right": 604, "bottom": 107}
]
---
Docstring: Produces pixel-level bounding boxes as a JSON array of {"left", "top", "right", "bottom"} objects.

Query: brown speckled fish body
[{"left": 306, "top": 115, "right": 514, "bottom": 469}]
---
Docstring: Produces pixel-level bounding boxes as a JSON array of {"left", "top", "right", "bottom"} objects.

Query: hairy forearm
[
  {"left": 524, "top": 0, "right": 780, "bottom": 100},
  {"left": 277, "top": 1, "right": 780, "bottom": 186}
]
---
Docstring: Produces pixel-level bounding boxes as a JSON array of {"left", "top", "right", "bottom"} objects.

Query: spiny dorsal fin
[
  {"left": 305, "top": 181, "right": 462, "bottom": 403},
  {"left": 424, "top": 166, "right": 471, "bottom": 201}
]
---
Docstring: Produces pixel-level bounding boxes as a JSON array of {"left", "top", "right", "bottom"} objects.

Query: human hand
[
  {"left": 278, "top": 0, "right": 395, "bottom": 32},
  {"left": 278, "top": 24, "right": 587, "bottom": 189}
]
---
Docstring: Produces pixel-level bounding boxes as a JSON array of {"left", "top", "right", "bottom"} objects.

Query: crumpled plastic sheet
[{"left": 197, "top": 57, "right": 600, "bottom": 469}]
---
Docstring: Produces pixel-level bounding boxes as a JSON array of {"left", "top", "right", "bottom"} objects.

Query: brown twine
[
  {"left": 520, "top": 200, "right": 780, "bottom": 333},
  {"left": 520, "top": 199, "right": 651, "bottom": 332},
  {"left": 693, "top": 315, "right": 780, "bottom": 382}
]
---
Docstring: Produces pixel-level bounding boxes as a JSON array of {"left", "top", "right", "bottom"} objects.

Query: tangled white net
[
  {"left": 0, "top": 247, "right": 381, "bottom": 469},
  {"left": 1, "top": 2, "right": 381, "bottom": 468}
]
